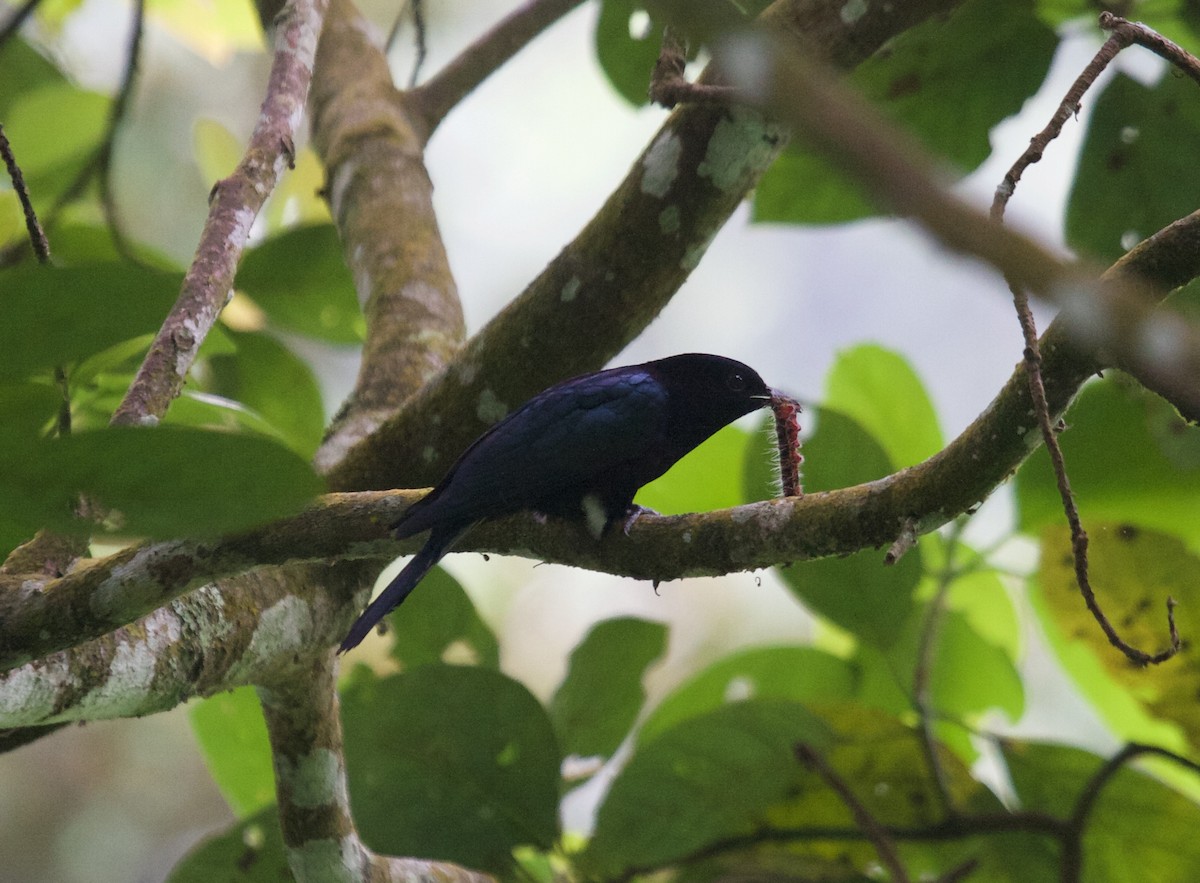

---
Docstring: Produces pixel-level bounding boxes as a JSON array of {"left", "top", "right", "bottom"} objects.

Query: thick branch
[
  {"left": 325, "top": 0, "right": 964, "bottom": 493},
  {"left": 0, "top": 561, "right": 376, "bottom": 727},
  {"left": 111, "top": 0, "right": 325, "bottom": 426},
  {"left": 309, "top": 0, "right": 466, "bottom": 472},
  {"left": 411, "top": 0, "right": 587, "bottom": 131}
]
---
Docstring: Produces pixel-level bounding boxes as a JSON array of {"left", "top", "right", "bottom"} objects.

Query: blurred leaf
[
  {"left": 1068, "top": 72, "right": 1200, "bottom": 262},
  {"left": 767, "top": 408, "right": 918, "bottom": 646},
  {"left": 1015, "top": 377, "right": 1200, "bottom": 551},
  {"left": 1036, "top": 1, "right": 1200, "bottom": 49},
  {"left": 44, "top": 223, "right": 180, "bottom": 268},
  {"left": 0, "top": 39, "right": 66, "bottom": 120},
  {"left": 755, "top": 0, "right": 1056, "bottom": 223},
  {"left": 583, "top": 699, "right": 831, "bottom": 876},
  {"left": 3, "top": 82, "right": 109, "bottom": 204},
  {"left": 0, "top": 382, "right": 60, "bottom": 443},
  {"left": 150, "top": 0, "right": 264, "bottom": 62},
  {"left": 550, "top": 617, "right": 667, "bottom": 761},
  {"left": 1004, "top": 740, "right": 1200, "bottom": 882},
  {"left": 585, "top": 702, "right": 989, "bottom": 879},
  {"left": 189, "top": 686, "right": 275, "bottom": 819},
  {"left": 0, "top": 425, "right": 322, "bottom": 538},
  {"left": 1036, "top": 522, "right": 1200, "bottom": 751},
  {"left": 0, "top": 264, "right": 181, "bottom": 382},
  {"left": 263, "top": 146, "right": 332, "bottom": 231},
  {"left": 192, "top": 117, "right": 243, "bottom": 185},
  {"left": 342, "top": 664, "right": 560, "bottom": 873},
  {"left": 162, "top": 391, "right": 285, "bottom": 440},
  {"left": 944, "top": 566, "right": 1022, "bottom": 660},
  {"left": 206, "top": 330, "right": 325, "bottom": 458},
  {"left": 386, "top": 566, "right": 501, "bottom": 670},
  {"left": 166, "top": 805, "right": 287, "bottom": 882},
  {"left": 236, "top": 224, "right": 364, "bottom": 343},
  {"left": 594, "top": 1, "right": 664, "bottom": 106},
  {"left": 638, "top": 423, "right": 757, "bottom": 513},
  {"left": 638, "top": 645, "right": 859, "bottom": 745},
  {"left": 825, "top": 344, "right": 942, "bottom": 468},
  {"left": 853, "top": 593, "right": 1023, "bottom": 768}
]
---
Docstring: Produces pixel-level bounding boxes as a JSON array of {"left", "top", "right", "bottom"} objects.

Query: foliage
[{"left": 4, "top": 0, "right": 1200, "bottom": 882}]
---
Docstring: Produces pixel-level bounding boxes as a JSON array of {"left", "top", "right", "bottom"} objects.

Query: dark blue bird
[{"left": 339, "top": 353, "right": 774, "bottom": 652}]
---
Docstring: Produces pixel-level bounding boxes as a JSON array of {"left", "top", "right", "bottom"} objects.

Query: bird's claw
[{"left": 622, "top": 504, "right": 659, "bottom": 536}]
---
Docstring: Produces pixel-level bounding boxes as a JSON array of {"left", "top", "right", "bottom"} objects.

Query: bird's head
[{"left": 649, "top": 353, "right": 773, "bottom": 438}]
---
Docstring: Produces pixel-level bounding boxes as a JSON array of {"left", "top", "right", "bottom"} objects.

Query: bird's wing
[{"left": 397, "top": 368, "right": 668, "bottom": 532}]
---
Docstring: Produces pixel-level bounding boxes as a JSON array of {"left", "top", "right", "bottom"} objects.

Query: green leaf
[
  {"left": 1035, "top": 522, "right": 1200, "bottom": 752},
  {"left": 1068, "top": 72, "right": 1200, "bottom": 262},
  {"left": 824, "top": 344, "right": 942, "bottom": 468},
  {"left": 3, "top": 82, "right": 109, "bottom": 204},
  {"left": 1004, "top": 741, "right": 1200, "bottom": 882},
  {"left": 638, "top": 645, "right": 858, "bottom": 745},
  {"left": 341, "top": 664, "right": 561, "bottom": 873},
  {"left": 189, "top": 687, "right": 275, "bottom": 818},
  {"left": 0, "top": 425, "right": 323, "bottom": 538},
  {"left": 586, "top": 702, "right": 990, "bottom": 879},
  {"left": 386, "top": 566, "right": 501, "bottom": 670},
  {"left": 594, "top": 1, "right": 662, "bottom": 106},
  {"left": 0, "top": 264, "right": 181, "bottom": 382},
  {"left": 47, "top": 223, "right": 180, "bottom": 269},
  {"left": 768, "top": 408, "right": 918, "bottom": 646},
  {"left": 550, "top": 617, "right": 667, "bottom": 761},
  {"left": 0, "top": 382, "right": 60, "bottom": 444},
  {"left": 235, "top": 225, "right": 364, "bottom": 343},
  {"left": 165, "top": 805, "right": 288, "bottom": 883},
  {"left": 1015, "top": 376, "right": 1200, "bottom": 550},
  {"left": 205, "top": 330, "right": 325, "bottom": 458},
  {"left": 0, "top": 39, "right": 67, "bottom": 121},
  {"left": 583, "top": 699, "right": 831, "bottom": 876},
  {"left": 637, "top": 423, "right": 757, "bottom": 514},
  {"left": 754, "top": 0, "right": 1056, "bottom": 224}
]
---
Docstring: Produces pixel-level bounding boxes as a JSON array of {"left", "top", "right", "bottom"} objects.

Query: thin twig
[
  {"left": 0, "top": 124, "right": 50, "bottom": 263},
  {"left": 1060, "top": 742, "right": 1200, "bottom": 883},
  {"left": 408, "top": 0, "right": 427, "bottom": 88},
  {"left": 796, "top": 742, "right": 913, "bottom": 883},
  {"left": 1100, "top": 12, "right": 1200, "bottom": 86},
  {"left": 411, "top": 0, "right": 586, "bottom": 131},
  {"left": 649, "top": 26, "right": 738, "bottom": 108},
  {"left": 885, "top": 516, "right": 919, "bottom": 565},
  {"left": 96, "top": 0, "right": 147, "bottom": 263},
  {"left": 912, "top": 521, "right": 966, "bottom": 816},
  {"left": 992, "top": 14, "right": 1189, "bottom": 667},
  {"left": 110, "top": 0, "right": 326, "bottom": 426}
]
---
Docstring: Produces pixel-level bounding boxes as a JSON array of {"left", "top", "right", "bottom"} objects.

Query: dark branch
[{"left": 411, "top": 0, "right": 587, "bottom": 131}]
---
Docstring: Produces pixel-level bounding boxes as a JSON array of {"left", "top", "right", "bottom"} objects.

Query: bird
[{"left": 339, "top": 353, "right": 776, "bottom": 652}]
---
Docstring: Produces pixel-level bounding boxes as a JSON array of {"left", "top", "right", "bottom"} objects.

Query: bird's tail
[{"left": 338, "top": 525, "right": 466, "bottom": 653}]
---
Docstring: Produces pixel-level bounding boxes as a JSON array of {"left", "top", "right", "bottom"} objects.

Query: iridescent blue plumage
[{"left": 339, "top": 353, "right": 772, "bottom": 652}]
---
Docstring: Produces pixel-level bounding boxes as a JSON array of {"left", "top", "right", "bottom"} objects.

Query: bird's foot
[{"left": 622, "top": 504, "right": 659, "bottom": 536}]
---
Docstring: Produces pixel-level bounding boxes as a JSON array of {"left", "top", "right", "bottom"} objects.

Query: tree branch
[
  {"left": 257, "top": 646, "right": 489, "bottom": 882},
  {"left": 410, "top": 0, "right": 587, "bottom": 131},
  {"left": 308, "top": 0, "right": 466, "bottom": 472},
  {"left": 0, "top": 561, "right": 376, "bottom": 727},
  {"left": 110, "top": 0, "right": 326, "bottom": 426},
  {"left": 716, "top": 27, "right": 1200, "bottom": 418},
  {"left": 325, "top": 0, "right": 964, "bottom": 493}
]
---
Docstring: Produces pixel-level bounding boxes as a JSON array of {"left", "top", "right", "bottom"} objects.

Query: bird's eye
[{"left": 727, "top": 372, "right": 746, "bottom": 392}]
